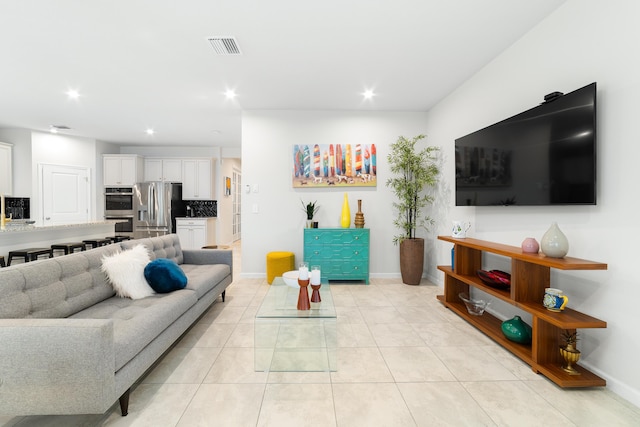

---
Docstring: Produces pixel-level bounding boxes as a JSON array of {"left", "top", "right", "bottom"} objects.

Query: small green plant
[{"left": 301, "top": 200, "right": 320, "bottom": 220}]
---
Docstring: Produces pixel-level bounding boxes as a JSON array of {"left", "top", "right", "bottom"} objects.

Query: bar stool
[
  {"left": 82, "top": 239, "right": 112, "bottom": 250},
  {"left": 0, "top": 256, "right": 5, "bottom": 267},
  {"left": 51, "top": 242, "right": 86, "bottom": 256},
  {"left": 106, "top": 235, "right": 131, "bottom": 243},
  {"left": 7, "top": 248, "right": 53, "bottom": 266}
]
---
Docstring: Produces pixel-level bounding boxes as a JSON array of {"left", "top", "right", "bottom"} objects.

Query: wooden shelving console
[{"left": 437, "top": 235, "right": 607, "bottom": 387}]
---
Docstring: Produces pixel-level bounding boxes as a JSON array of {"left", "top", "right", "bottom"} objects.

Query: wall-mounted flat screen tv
[{"left": 455, "top": 82, "right": 597, "bottom": 206}]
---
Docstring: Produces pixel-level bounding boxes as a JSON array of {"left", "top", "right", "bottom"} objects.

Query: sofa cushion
[
  {"left": 0, "top": 245, "right": 120, "bottom": 319},
  {"left": 120, "top": 234, "right": 184, "bottom": 264},
  {"left": 180, "top": 264, "right": 232, "bottom": 299},
  {"left": 70, "top": 289, "right": 198, "bottom": 371},
  {"left": 144, "top": 259, "right": 188, "bottom": 293},
  {"left": 102, "top": 245, "right": 154, "bottom": 300}
]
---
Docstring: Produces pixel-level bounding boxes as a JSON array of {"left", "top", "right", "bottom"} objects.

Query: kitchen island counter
[{"left": 0, "top": 221, "right": 119, "bottom": 262}]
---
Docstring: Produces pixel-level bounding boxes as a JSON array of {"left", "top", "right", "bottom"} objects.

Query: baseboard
[{"left": 578, "top": 361, "right": 640, "bottom": 408}]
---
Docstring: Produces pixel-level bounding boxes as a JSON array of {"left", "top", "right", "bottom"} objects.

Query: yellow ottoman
[{"left": 266, "top": 251, "right": 295, "bottom": 284}]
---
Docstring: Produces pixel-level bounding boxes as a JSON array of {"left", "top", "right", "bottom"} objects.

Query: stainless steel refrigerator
[{"left": 132, "top": 182, "right": 187, "bottom": 238}]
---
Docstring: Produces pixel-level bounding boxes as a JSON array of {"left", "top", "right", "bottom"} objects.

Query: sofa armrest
[
  {"left": 183, "top": 248, "right": 233, "bottom": 270},
  {"left": 0, "top": 319, "right": 116, "bottom": 415}
]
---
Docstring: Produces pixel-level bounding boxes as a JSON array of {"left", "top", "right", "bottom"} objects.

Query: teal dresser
[{"left": 303, "top": 228, "right": 369, "bottom": 284}]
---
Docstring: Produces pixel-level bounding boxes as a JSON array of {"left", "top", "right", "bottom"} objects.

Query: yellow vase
[{"left": 340, "top": 193, "right": 351, "bottom": 228}]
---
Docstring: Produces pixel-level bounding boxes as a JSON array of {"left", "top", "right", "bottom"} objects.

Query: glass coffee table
[{"left": 255, "top": 277, "right": 337, "bottom": 372}]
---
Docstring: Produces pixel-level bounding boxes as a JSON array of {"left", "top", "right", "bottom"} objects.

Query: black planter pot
[{"left": 399, "top": 238, "right": 425, "bottom": 285}]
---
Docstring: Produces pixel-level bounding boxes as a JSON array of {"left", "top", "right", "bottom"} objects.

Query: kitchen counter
[
  {"left": 175, "top": 217, "right": 216, "bottom": 249},
  {"left": 0, "top": 221, "right": 119, "bottom": 261},
  {"left": 0, "top": 220, "right": 121, "bottom": 233}
]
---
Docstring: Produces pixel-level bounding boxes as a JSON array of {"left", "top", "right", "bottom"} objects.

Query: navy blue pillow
[{"left": 144, "top": 258, "right": 188, "bottom": 293}]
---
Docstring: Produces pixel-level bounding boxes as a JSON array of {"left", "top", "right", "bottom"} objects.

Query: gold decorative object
[
  {"left": 560, "top": 331, "right": 581, "bottom": 375},
  {"left": 560, "top": 344, "right": 581, "bottom": 375},
  {"left": 1, "top": 193, "right": 5, "bottom": 230},
  {"left": 354, "top": 199, "right": 365, "bottom": 228}
]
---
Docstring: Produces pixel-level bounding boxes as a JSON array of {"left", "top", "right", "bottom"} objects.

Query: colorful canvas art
[{"left": 292, "top": 144, "right": 377, "bottom": 188}]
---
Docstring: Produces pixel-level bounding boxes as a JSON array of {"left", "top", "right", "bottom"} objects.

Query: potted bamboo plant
[{"left": 386, "top": 135, "right": 439, "bottom": 285}]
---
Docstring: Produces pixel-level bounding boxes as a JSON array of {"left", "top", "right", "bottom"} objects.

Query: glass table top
[{"left": 256, "top": 277, "right": 336, "bottom": 319}]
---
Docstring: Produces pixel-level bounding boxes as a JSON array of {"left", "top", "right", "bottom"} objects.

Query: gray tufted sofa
[{"left": 0, "top": 234, "right": 232, "bottom": 416}]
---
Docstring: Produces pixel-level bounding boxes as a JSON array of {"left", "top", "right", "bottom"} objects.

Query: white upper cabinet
[
  {"left": 144, "top": 158, "right": 182, "bottom": 182},
  {"left": 103, "top": 155, "right": 143, "bottom": 186},
  {"left": 0, "top": 142, "right": 13, "bottom": 195},
  {"left": 182, "top": 158, "right": 213, "bottom": 199}
]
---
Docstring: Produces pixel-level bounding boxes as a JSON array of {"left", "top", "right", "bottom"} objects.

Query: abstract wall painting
[{"left": 292, "top": 144, "right": 377, "bottom": 188}]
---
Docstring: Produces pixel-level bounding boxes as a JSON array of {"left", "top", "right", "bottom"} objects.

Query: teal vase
[{"left": 501, "top": 316, "right": 532, "bottom": 344}]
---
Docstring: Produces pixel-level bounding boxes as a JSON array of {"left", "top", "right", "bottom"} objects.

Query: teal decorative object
[{"left": 501, "top": 316, "right": 532, "bottom": 344}]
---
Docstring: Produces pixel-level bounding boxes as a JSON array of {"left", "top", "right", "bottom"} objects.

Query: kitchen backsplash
[
  {"left": 185, "top": 200, "right": 217, "bottom": 217},
  {"left": 4, "top": 197, "right": 30, "bottom": 219}
]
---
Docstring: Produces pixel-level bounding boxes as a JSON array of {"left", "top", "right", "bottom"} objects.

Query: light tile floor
[{"left": 2, "top": 241, "right": 639, "bottom": 426}]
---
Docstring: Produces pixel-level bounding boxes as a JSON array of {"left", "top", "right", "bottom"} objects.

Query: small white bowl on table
[{"left": 282, "top": 270, "right": 300, "bottom": 288}]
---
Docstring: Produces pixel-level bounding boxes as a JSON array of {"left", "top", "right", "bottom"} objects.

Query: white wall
[
  {"left": 241, "top": 110, "right": 430, "bottom": 278},
  {"left": 425, "top": 0, "right": 640, "bottom": 406}
]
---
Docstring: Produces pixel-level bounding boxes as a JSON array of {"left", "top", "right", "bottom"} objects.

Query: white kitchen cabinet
[
  {"left": 103, "top": 155, "right": 143, "bottom": 186},
  {"left": 182, "top": 159, "right": 213, "bottom": 199},
  {"left": 0, "top": 142, "right": 13, "bottom": 195},
  {"left": 144, "top": 158, "right": 182, "bottom": 182},
  {"left": 176, "top": 217, "right": 216, "bottom": 249}
]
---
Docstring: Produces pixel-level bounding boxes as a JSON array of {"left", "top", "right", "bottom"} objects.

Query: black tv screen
[{"left": 455, "top": 82, "right": 597, "bottom": 206}]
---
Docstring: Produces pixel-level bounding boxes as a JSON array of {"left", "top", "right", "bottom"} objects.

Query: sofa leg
[
  {"left": 119, "top": 389, "right": 130, "bottom": 416},
  {"left": 221, "top": 290, "right": 226, "bottom": 302}
]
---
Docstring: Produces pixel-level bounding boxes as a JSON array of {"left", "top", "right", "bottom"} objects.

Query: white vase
[{"left": 541, "top": 222, "right": 569, "bottom": 258}]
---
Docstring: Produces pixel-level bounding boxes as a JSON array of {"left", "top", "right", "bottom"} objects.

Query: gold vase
[
  {"left": 559, "top": 343, "right": 581, "bottom": 375},
  {"left": 340, "top": 193, "right": 351, "bottom": 228},
  {"left": 354, "top": 199, "right": 365, "bottom": 228}
]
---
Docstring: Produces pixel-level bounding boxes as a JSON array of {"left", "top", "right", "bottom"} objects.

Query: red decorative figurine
[{"left": 297, "top": 278, "right": 310, "bottom": 310}]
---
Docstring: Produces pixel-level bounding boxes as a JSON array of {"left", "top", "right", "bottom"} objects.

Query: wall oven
[
  {"left": 105, "top": 187, "right": 133, "bottom": 214},
  {"left": 105, "top": 187, "right": 134, "bottom": 236}
]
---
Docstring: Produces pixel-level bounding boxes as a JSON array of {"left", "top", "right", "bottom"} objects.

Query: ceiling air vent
[{"left": 207, "top": 37, "right": 242, "bottom": 55}]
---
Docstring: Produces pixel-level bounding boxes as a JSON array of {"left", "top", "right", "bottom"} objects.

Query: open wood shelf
[
  {"left": 436, "top": 295, "right": 533, "bottom": 364},
  {"left": 439, "top": 236, "right": 608, "bottom": 270},
  {"left": 438, "top": 236, "right": 607, "bottom": 388},
  {"left": 537, "top": 362, "right": 606, "bottom": 388}
]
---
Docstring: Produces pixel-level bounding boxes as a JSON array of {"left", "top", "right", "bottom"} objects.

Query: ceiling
[{"left": 0, "top": 0, "right": 565, "bottom": 148}]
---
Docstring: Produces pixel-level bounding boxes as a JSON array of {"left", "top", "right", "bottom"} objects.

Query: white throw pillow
[{"left": 101, "top": 244, "right": 155, "bottom": 299}]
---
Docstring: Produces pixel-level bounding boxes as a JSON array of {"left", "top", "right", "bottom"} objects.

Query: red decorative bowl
[{"left": 477, "top": 269, "right": 511, "bottom": 289}]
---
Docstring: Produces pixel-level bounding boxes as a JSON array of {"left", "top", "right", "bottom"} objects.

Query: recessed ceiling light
[
  {"left": 66, "top": 89, "right": 80, "bottom": 99},
  {"left": 146, "top": 128, "right": 155, "bottom": 135},
  {"left": 224, "top": 89, "right": 237, "bottom": 100},
  {"left": 363, "top": 89, "right": 375, "bottom": 100}
]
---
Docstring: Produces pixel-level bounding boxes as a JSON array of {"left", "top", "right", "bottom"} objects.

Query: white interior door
[
  {"left": 232, "top": 169, "right": 241, "bottom": 241},
  {"left": 40, "top": 164, "right": 90, "bottom": 225}
]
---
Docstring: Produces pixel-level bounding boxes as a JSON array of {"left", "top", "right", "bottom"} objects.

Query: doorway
[
  {"left": 39, "top": 164, "right": 90, "bottom": 225},
  {"left": 232, "top": 168, "right": 241, "bottom": 241}
]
